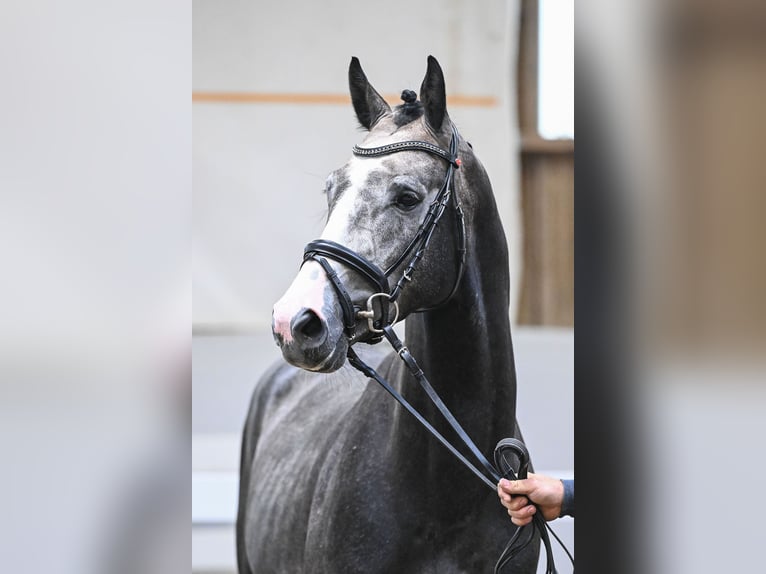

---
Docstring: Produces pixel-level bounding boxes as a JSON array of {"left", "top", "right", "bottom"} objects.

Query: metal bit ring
[{"left": 356, "top": 292, "right": 399, "bottom": 334}]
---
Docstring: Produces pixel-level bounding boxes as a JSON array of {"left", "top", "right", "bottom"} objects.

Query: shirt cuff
[{"left": 559, "top": 479, "right": 574, "bottom": 518}]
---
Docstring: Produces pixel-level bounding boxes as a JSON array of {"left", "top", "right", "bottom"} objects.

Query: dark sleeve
[{"left": 559, "top": 479, "right": 574, "bottom": 517}]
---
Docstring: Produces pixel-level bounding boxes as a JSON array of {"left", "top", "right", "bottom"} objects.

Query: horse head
[{"left": 272, "top": 56, "right": 474, "bottom": 372}]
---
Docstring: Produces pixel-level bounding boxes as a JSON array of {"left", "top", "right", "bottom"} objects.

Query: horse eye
[{"left": 395, "top": 191, "right": 422, "bottom": 210}]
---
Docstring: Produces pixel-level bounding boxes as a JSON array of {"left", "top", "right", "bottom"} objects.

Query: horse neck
[{"left": 393, "top": 189, "right": 517, "bottom": 491}]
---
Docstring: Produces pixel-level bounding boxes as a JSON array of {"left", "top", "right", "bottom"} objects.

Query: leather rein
[{"left": 301, "top": 124, "right": 573, "bottom": 573}]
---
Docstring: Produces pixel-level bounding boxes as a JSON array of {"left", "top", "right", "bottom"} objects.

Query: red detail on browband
[{"left": 455, "top": 158, "right": 462, "bottom": 167}]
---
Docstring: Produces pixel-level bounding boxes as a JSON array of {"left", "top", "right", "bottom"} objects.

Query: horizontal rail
[{"left": 192, "top": 91, "right": 499, "bottom": 107}]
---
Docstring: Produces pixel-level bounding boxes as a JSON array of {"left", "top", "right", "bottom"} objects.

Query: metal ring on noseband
[{"left": 356, "top": 292, "right": 399, "bottom": 334}]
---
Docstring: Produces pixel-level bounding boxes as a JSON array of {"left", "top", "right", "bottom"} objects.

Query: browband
[{"left": 352, "top": 140, "right": 460, "bottom": 167}]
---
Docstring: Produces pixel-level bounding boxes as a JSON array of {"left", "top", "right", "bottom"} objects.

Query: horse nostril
[{"left": 291, "top": 308, "right": 325, "bottom": 341}]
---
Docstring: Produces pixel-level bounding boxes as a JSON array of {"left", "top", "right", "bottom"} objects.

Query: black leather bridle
[
  {"left": 301, "top": 124, "right": 573, "bottom": 573},
  {"left": 303, "top": 123, "right": 465, "bottom": 342}
]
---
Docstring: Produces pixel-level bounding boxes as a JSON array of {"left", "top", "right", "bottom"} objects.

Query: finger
[
  {"left": 511, "top": 515, "right": 533, "bottom": 527},
  {"left": 507, "top": 496, "right": 529, "bottom": 511},
  {"left": 509, "top": 504, "right": 536, "bottom": 520},
  {"left": 500, "top": 493, "right": 529, "bottom": 510},
  {"left": 499, "top": 478, "right": 531, "bottom": 496},
  {"left": 497, "top": 479, "right": 514, "bottom": 494}
]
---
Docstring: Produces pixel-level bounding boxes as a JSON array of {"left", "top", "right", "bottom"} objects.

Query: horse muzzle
[{"left": 272, "top": 261, "right": 349, "bottom": 372}]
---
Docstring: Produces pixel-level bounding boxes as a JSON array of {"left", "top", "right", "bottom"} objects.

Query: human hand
[{"left": 496, "top": 473, "right": 564, "bottom": 526}]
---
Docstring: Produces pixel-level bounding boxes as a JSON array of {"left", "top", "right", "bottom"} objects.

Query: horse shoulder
[
  {"left": 236, "top": 359, "right": 297, "bottom": 572},
  {"left": 238, "top": 357, "right": 385, "bottom": 572}
]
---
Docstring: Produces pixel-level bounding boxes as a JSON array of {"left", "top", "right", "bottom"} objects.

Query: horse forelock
[{"left": 391, "top": 99, "right": 423, "bottom": 127}]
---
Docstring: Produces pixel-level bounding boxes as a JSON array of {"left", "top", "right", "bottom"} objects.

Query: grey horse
[{"left": 237, "top": 56, "right": 539, "bottom": 573}]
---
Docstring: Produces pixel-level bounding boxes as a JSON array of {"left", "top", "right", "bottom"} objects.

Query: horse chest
[{"left": 240, "top": 363, "right": 529, "bottom": 573}]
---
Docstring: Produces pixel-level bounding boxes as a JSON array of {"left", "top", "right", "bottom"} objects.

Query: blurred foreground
[
  {"left": 1, "top": 1, "right": 189, "bottom": 572},
  {"left": 578, "top": 0, "right": 766, "bottom": 572}
]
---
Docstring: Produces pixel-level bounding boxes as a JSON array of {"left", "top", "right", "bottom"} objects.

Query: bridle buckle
[{"left": 356, "top": 292, "right": 399, "bottom": 334}]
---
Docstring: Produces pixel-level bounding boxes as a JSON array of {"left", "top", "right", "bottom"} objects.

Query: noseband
[{"left": 303, "top": 123, "right": 465, "bottom": 341}]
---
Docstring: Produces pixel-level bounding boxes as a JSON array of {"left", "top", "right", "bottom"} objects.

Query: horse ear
[
  {"left": 348, "top": 57, "right": 391, "bottom": 130},
  {"left": 419, "top": 56, "right": 447, "bottom": 132}
]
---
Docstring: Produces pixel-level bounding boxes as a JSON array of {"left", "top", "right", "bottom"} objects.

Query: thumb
[{"left": 499, "top": 478, "right": 531, "bottom": 495}]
